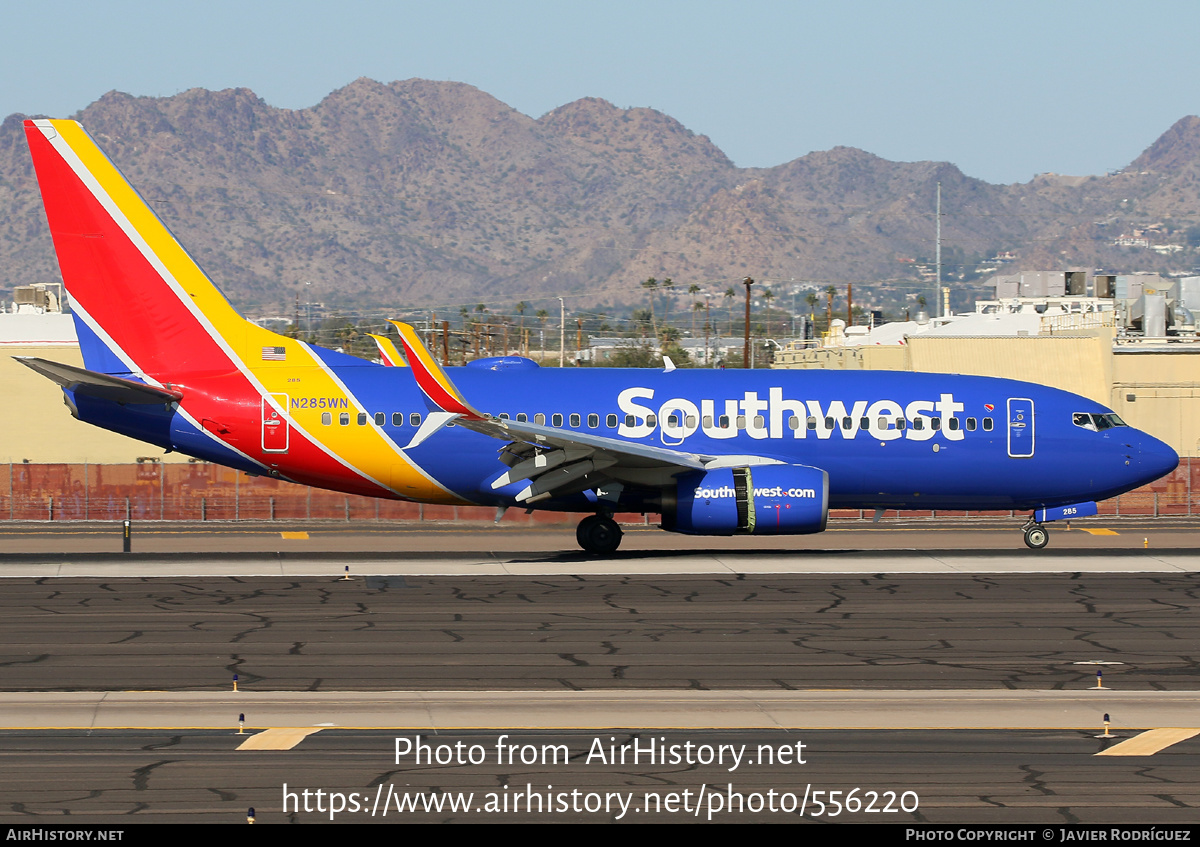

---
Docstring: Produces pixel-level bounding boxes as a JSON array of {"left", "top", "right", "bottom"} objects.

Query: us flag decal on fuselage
[{"left": 262, "top": 346, "right": 286, "bottom": 361}]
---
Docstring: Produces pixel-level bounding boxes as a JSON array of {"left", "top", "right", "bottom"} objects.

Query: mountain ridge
[{"left": 2, "top": 81, "right": 1197, "bottom": 314}]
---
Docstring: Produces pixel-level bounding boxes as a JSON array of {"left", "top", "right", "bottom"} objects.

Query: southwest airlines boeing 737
[{"left": 16, "top": 120, "right": 1179, "bottom": 553}]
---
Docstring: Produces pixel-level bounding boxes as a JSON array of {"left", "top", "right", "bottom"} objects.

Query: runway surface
[
  {"left": 3, "top": 728, "right": 1198, "bottom": 824},
  {"left": 0, "top": 572, "right": 1198, "bottom": 691},
  {"left": 1, "top": 520, "right": 1197, "bottom": 824}
]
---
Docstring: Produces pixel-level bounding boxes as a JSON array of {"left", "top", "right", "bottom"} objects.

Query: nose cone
[{"left": 1138, "top": 432, "right": 1179, "bottom": 484}]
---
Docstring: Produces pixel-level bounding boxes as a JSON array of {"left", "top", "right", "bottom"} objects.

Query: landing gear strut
[
  {"left": 1022, "top": 521, "right": 1049, "bottom": 549},
  {"left": 576, "top": 514, "right": 622, "bottom": 555}
]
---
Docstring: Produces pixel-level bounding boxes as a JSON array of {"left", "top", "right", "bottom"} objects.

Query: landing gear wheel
[
  {"left": 576, "top": 515, "right": 623, "bottom": 555},
  {"left": 1023, "top": 524, "right": 1049, "bottom": 549}
]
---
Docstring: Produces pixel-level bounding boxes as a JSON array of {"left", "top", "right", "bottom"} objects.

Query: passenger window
[
  {"left": 720, "top": 415, "right": 731, "bottom": 428},
  {"left": 913, "top": 418, "right": 924, "bottom": 431},
  {"left": 322, "top": 412, "right": 332, "bottom": 426},
  {"left": 788, "top": 416, "right": 800, "bottom": 430},
  {"left": 842, "top": 417, "right": 852, "bottom": 430},
  {"left": 736, "top": 415, "right": 746, "bottom": 429},
  {"left": 824, "top": 416, "right": 834, "bottom": 430},
  {"left": 357, "top": 413, "right": 367, "bottom": 426},
  {"left": 535, "top": 413, "right": 546, "bottom": 425},
  {"left": 966, "top": 417, "right": 976, "bottom": 431},
  {"left": 588, "top": 414, "right": 599, "bottom": 428},
  {"left": 896, "top": 418, "right": 906, "bottom": 431},
  {"left": 625, "top": 414, "right": 635, "bottom": 427},
  {"left": 685, "top": 415, "right": 697, "bottom": 428},
  {"left": 339, "top": 412, "right": 350, "bottom": 426},
  {"left": 552, "top": 413, "right": 563, "bottom": 427},
  {"left": 667, "top": 413, "right": 680, "bottom": 427},
  {"left": 410, "top": 413, "right": 422, "bottom": 427},
  {"left": 931, "top": 418, "right": 941, "bottom": 431},
  {"left": 753, "top": 415, "right": 765, "bottom": 429},
  {"left": 392, "top": 412, "right": 402, "bottom": 426},
  {"left": 877, "top": 417, "right": 887, "bottom": 430},
  {"left": 807, "top": 416, "right": 817, "bottom": 430},
  {"left": 948, "top": 417, "right": 960, "bottom": 431},
  {"left": 860, "top": 417, "right": 870, "bottom": 430},
  {"left": 374, "top": 412, "right": 385, "bottom": 426},
  {"left": 606, "top": 414, "right": 617, "bottom": 428},
  {"left": 646, "top": 414, "right": 657, "bottom": 427},
  {"left": 517, "top": 413, "right": 528, "bottom": 423},
  {"left": 983, "top": 418, "right": 993, "bottom": 432},
  {"left": 569, "top": 413, "right": 581, "bottom": 427},
  {"left": 499, "top": 413, "right": 510, "bottom": 420}
]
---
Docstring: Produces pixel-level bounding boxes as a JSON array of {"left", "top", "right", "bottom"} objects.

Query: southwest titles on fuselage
[{"left": 617, "top": 386, "right": 969, "bottom": 442}]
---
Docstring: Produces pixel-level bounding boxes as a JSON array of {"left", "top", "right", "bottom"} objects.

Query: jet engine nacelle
[{"left": 664, "top": 464, "right": 829, "bottom": 535}]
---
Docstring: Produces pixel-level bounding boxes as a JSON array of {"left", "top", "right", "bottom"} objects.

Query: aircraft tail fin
[
  {"left": 389, "top": 321, "right": 485, "bottom": 420},
  {"left": 23, "top": 119, "right": 257, "bottom": 379}
]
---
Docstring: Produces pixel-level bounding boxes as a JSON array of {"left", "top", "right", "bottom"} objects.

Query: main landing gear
[
  {"left": 576, "top": 514, "right": 623, "bottom": 555},
  {"left": 1022, "top": 520, "right": 1049, "bottom": 550}
]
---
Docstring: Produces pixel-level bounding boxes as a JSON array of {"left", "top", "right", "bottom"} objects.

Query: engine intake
[{"left": 663, "top": 464, "right": 829, "bottom": 535}]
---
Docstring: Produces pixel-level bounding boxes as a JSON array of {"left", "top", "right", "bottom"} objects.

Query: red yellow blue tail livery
[{"left": 18, "top": 120, "right": 1178, "bottom": 553}]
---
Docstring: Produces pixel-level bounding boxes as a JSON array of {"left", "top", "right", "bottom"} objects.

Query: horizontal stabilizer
[{"left": 16, "top": 357, "right": 183, "bottom": 404}]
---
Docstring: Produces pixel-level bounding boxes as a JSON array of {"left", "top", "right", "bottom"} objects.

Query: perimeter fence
[{"left": 0, "top": 460, "right": 1196, "bottom": 524}]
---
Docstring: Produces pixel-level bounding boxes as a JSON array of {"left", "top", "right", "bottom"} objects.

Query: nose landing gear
[
  {"left": 576, "top": 514, "right": 622, "bottom": 555},
  {"left": 1022, "top": 520, "right": 1049, "bottom": 549}
]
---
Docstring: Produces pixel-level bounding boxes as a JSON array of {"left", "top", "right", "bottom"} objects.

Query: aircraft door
[
  {"left": 1007, "top": 397, "right": 1034, "bottom": 458},
  {"left": 658, "top": 400, "right": 699, "bottom": 447},
  {"left": 262, "top": 393, "right": 289, "bottom": 453}
]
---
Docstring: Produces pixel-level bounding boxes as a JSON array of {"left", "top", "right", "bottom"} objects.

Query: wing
[{"left": 390, "top": 322, "right": 781, "bottom": 505}]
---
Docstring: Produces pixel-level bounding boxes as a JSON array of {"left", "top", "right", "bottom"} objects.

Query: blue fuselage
[{"left": 71, "top": 354, "right": 1179, "bottom": 516}]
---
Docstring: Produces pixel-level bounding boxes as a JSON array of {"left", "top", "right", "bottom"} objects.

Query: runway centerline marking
[
  {"left": 237, "top": 727, "right": 325, "bottom": 750},
  {"left": 280, "top": 531, "right": 309, "bottom": 540},
  {"left": 1095, "top": 727, "right": 1200, "bottom": 756},
  {"left": 1079, "top": 528, "right": 1119, "bottom": 536}
]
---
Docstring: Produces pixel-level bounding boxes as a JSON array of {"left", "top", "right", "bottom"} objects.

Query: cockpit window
[{"left": 1073, "top": 412, "right": 1128, "bottom": 431}]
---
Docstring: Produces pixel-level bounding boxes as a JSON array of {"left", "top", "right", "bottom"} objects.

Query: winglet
[
  {"left": 367, "top": 333, "right": 407, "bottom": 367},
  {"left": 389, "top": 321, "right": 485, "bottom": 420}
]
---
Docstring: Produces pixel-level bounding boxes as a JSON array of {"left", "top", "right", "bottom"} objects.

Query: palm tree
[
  {"left": 762, "top": 288, "right": 775, "bottom": 337},
  {"left": 825, "top": 286, "right": 838, "bottom": 330},
  {"left": 662, "top": 277, "right": 675, "bottom": 333},
  {"left": 641, "top": 277, "right": 660, "bottom": 342},
  {"left": 515, "top": 301, "right": 528, "bottom": 355},
  {"left": 724, "top": 287, "right": 736, "bottom": 335},
  {"left": 804, "top": 291, "right": 819, "bottom": 338},
  {"left": 687, "top": 284, "right": 701, "bottom": 335}
]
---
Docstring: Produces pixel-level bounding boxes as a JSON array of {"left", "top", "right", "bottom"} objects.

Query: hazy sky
[{"left": 5, "top": 0, "right": 1198, "bottom": 184}]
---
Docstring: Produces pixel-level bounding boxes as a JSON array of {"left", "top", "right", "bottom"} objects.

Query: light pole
[
  {"left": 558, "top": 297, "right": 565, "bottom": 367},
  {"left": 742, "top": 276, "right": 754, "bottom": 369},
  {"left": 704, "top": 294, "right": 712, "bottom": 366}
]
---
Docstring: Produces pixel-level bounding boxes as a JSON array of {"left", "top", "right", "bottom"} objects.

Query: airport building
[
  {"left": 772, "top": 270, "right": 1200, "bottom": 514},
  {"left": 3, "top": 273, "right": 1198, "bottom": 520}
]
